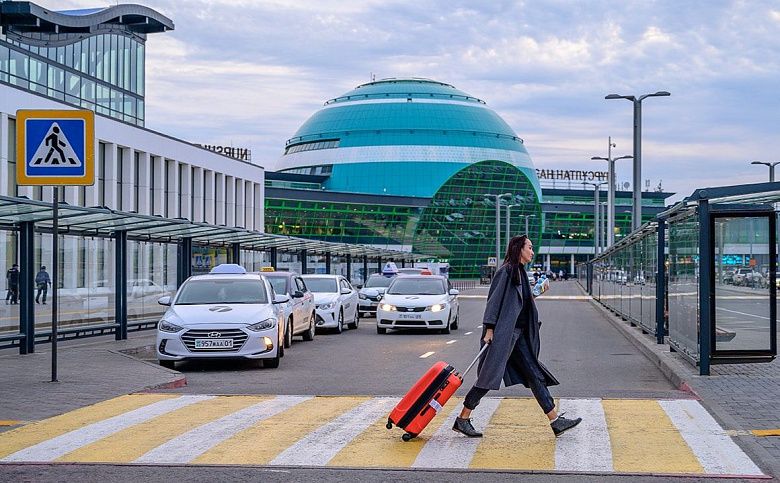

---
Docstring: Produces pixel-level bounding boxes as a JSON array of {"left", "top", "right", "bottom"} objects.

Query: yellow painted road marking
[
  {"left": 329, "top": 397, "right": 462, "bottom": 468},
  {"left": 0, "top": 421, "right": 23, "bottom": 427},
  {"left": 603, "top": 399, "right": 703, "bottom": 474},
  {"left": 752, "top": 429, "right": 780, "bottom": 437},
  {"left": 470, "top": 398, "right": 556, "bottom": 470},
  {"left": 0, "top": 394, "right": 174, "bottom": 459},
  {"left": 57, "top": 396, "right": 267, "bottom": 463},
  {"left": 195, "top": 396, "right": 368, "bottom": 465}
]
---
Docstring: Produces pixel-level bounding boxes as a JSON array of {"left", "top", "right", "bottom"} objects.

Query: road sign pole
[{"left": 51, "top": 186, "right": 60, "bottom": 382}]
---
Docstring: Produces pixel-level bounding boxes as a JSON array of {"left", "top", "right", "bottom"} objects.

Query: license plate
[
  {"left": 194, "top": 338, "right": 234, "bottom": 348},
  {"left": 398, "top": 314, "right": 422, "bottom": 320}
]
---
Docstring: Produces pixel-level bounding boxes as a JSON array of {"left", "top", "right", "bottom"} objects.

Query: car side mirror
[
  {"left": 293, "top": 290, "right": 304, "bottom": 298},
  {"left": 355, "top": 284, "right": 363, "bottom": 289},
  {"left": 274, "top": 294, "right": 291, "bottom": 304},
  {"left": 157, "top": 295, "right": 171, "bottom": 306},
  {"left": 449, "top": 289, "right": 459, "bottom": 296},
  {"left": 341, "top": 288, "right": 352, "bottom": 295}
]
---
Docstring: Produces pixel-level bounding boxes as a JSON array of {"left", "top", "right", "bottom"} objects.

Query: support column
[
  {"left": 103, "top": 143, "right": 118, "bottom": 209},
  {"left": 254, "top": 183, "right": 263, "bottom": 232},
  {"left": 177, "top": 237, "right": 192, "bottom": 286},
  {"left": 204, "top": 170, "right": 215, "bottom": 224},
  {"left": 225, "top": 176, "right": 235, "bottom": 227},
  {"left": 300, "top": 249, "right": 307, "bottom": 274},
  {"left": 235, "top": 179, "right": 246, "bottom": 228},
  {"left": 19, "top": 222, "right": 35, "bottom": 354},
  {"left": 698, "top": 200, "right": 711, "bottom": 375},
  {"left": 215, "top": 173, "right": 225, "bottom": 225},
  {"left": 245, "top": 181, "right": 255, "bottom": 231},
  {"left": 151, "top": 155, "right": 165, "bottom": 216},
  {"left": 325, "top": 252, "right": 331, "bottom": 274},
  {"left": 363, "top": 256, "right": 368, "bottom": 282},
  {"left": 377, "top": 258, "right": 382, "bottom": 273},
  {"left": 545, "top": 253, "right": 551, "bottom": 271},
  {"left": 115, "top": 230, "right": 128, "bottom": 340},
  {"left": 269, "top": 248, "right": 277, "bottom": 268},
  {"left": 656, "top": 219, "right": 666, "bottom": 344},
  {"left": 346, "top": 255, "right": 352, "bottom": 283},
  {"left": 166, "top": 159, "right": 178, "bottom": 218},
  {"left": 192, "top": 167, "right": 204, "bottom": 222},
  {"left": 0, "top": 113, "right": 9, "bottom": 197},
  {"left": 570, "top": 254, "right": 575, "bottom": 276},
  {"left": 179, "top": 163, "right": 192, "bottom": 220},
  {"left": 120, "top": 147, "right": 135, "bottom": 212},
  {"left": 137, "top": 151, "right": 151, "bottom": 215},
  {"left": 230, "top": 243, "right": 241, "bottom": 265}
]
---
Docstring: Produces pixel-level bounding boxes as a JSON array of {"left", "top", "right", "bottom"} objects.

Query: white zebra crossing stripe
[
  {"left": 412, "top": 397, "right": 501, "bottom": 469},
  {"left": 659, "top": 399, "right": 764, "bottom": 477},
  {"left": 269, "top": 397, "right": 398, "bottom": 466},
  {"left": 134, "top": 396, "right": 311, "bottom": 464},
  {"left": 1, "top": 395, "right": 212, "bottom": 462},
  {"left": 554, "top": 398, "right": 613, "bottom": 472}
]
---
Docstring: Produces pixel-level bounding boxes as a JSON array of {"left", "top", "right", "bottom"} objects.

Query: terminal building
[{"left": 265, "top": 78, "right": 672, "bottom": 278}]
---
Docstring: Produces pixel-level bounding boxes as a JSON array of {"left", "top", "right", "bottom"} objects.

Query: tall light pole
[
  {"left": 584, "top": 181, "right": 607, "bottom": 255},
  {"left": 592, "top": 136, "right": 632, "bottom": 247},
  {"left": 750, "top": 161, "right": 780, "bottom": 182},
  {"left": 522, "top": 214, "right": 536, "bottom": 235},
  {"left": 605, "top": 90, "right": 670, "bottom": 231},
  {"left": 505, "top": 204, "right": 523, "bottom": 242},
  {"left": 484, "top": 193, "right": 512, "bottom": 265}
]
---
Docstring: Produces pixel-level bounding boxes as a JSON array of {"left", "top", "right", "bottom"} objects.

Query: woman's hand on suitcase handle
[{"left": 483, "top": 328, "right": 494, "bottom": 345}]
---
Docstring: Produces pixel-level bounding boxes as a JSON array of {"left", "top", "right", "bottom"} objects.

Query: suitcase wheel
[
  {"left": 402, "top": 432, "right": 415, "bottom": 442},
  {"left": 386, "top": 421, "right": 393, "bottom": 430}
]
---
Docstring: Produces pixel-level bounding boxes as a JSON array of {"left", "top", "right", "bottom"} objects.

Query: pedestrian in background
[
  {"left": 6, "top": 264, "right": 20, "bottom": 305},
  {"left": 35, "top": 266, "right": 51, "bottom": 304},
  {"left": 453, "top": 235, "right": 582, "bottom": 438}
]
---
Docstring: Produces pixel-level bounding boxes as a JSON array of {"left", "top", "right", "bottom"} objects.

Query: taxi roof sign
[
  {"left": 382, "top": 261, "right": 399, "bottom": 277},
  {"left": 260, "top": 266, "right": 276, "bottom": 272},
  {"left": 210, "top": 264, "right": 246, "bottom": 274},
  {"left": 16, "top": 109, "right": 95, "bottom": 186}
]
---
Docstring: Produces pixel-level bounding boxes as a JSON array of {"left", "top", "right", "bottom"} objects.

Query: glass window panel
[
  {"left": 137, "top": 99, "right": 144, "bottom": 121},
  {"left": 28, "top": 56, "right": 47, "bottom": 94},
  {"left": 110, "top": 34, "right": 117, "bottom": 85},
  {"left": 116, "top": 35, "right": 124, "bottom": 89},
  {"left": 56, "top": 46, "right": 65, "bottom": 64},
  {"left": 9, "top": 49, "right": 29, "bottom": 88},
  {"left": 89, "top": 36, "right": 97, "bottom": 76},
  {"left": 81, "top": 77, "right": 95, "bottom": 103},
  {"left": 73, "top": 41, "right": 82, "bottom": 71},
  {"left": 0, "top": 44, "right": 9, "bottom": 82},
  {"left": 103, "top": 35, "right": 111, "bottom": 81},
  {"left": 65, "top": 44, "right": 73, "bottom": 68},
  {"left": 48, "top": 65, "right": 65, "bottom": 100},
  {"left": 123, "top": 36, "right": 131, "bottom": 90},
  {"left": 124, "top": 93, "right": 136, "bottom": 117},
  {"left": 137, "top": 43, "right": 144, "bottom": 96},
  {"left": 110, "top": 88, "right": 122, "bottom": 113},
  {"left": 96, "top": 84, "right": 110, "bottom": 114},
  {"left": 130, "top": 39, "right": 137, "bottom": 93}
]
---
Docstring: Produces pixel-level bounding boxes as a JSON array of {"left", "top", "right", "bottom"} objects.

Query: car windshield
[
  {"left": 265, "top": 276, "right": 288, "bottom": 295},
  {"left": 303, "top": 278, "right": 338, "bottom": 293},
  {"left": 387, "top": 278, "right": 445, "bottom": 295},
  {"left": 365, "top": 276, "right": 393, "bottom": 288},
  {"left": 175, "top": 279, "right": 268, "bottom": 304}
]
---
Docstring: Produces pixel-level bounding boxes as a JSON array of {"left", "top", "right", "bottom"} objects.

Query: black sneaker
[
  {"left": 452, "top": 417, "right": 483, "bottom": 437},
  {"left": 551, "top": 414, "right": 582, "bottom": 436}
]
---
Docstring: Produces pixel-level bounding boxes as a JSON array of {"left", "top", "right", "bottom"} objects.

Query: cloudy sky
[{"left": 54, "top": 0, "right": 780, "bottom": 201}]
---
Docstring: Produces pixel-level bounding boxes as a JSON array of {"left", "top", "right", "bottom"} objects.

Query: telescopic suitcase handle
[{"left": 461, "top": 343, "right": 490, "bottom": 379}]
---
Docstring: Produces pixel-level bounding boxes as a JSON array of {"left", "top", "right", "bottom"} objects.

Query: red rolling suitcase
[{"left": 386, "top": 345, "right": 488, "bottom": 441}]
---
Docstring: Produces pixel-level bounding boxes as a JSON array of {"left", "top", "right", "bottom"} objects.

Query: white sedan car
[
  {"left": 301, "top": 275, "right": 359, "bottom": 333},
  {"left": 155, "top": 265, "right": 289, "bottom": 369},
  {"left": 376, "top": 275, "right": 459, "bottom": 334}
]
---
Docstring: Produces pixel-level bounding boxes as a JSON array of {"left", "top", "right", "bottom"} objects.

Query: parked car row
[
  {"left": 721, "top": 267, "right": 771, "bottom": 288},
  {"left": 154, "top": 265, "right": 360, "bottom": 370}
]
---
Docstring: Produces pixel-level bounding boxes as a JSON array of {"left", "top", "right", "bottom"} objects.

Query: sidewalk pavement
[
  {"left": 578, "top": 281, "right": 780, "bottom": 478},
  {"left": 0, "top": 331, "right": 183, "bottom": 429}
]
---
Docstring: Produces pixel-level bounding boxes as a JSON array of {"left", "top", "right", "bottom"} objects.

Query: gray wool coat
[{"left": 475, "top": 264, "right": 559, "bottom": 390}]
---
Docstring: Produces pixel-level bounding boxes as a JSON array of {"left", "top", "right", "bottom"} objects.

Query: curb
[{"left": 109, "top": 348, "right": 187, "bottom": 392}]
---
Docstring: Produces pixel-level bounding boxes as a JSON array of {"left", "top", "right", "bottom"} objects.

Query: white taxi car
[
  {"left": 358, "top": 273, "right": 395, "bottom": 318},
  {"left": 155, "top": 264, "right": 289, "bottom": 369},
  {"left": 301, "top": 274, "right": 359, "bottom": 333},
  {"left": 376, "top": 275, "right": 459, "bottom": 334}
]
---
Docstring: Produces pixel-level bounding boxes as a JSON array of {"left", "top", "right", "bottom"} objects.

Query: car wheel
[
  {"left": 451, "top": 311, "right": 459, "bottom": 330},
  {"left": 335, "top": 310, "right": 344, "bottom": 334},
  {"left": 377, "top": 326, "right": 387, "bottom": 334},
  {"left": 264, "top": 353, "right": 280, "bottom": 368},
  {"left": 159, "top": 360, "right": 175, "bottom": 369},
  {"left": 302, "top": 313, "right": 315, "bottom": 341},
  {"left": 441, "top": 314, "right": 451, "bottom": 334},
  {"left": 277, "top": 329, "right": 285, "bottom": 358},
  {"left": 284, "top": 318, "right": 293, "bottom": 348},
  {"left": 348, "top": 310, "right": 359, "bottom": 330}
]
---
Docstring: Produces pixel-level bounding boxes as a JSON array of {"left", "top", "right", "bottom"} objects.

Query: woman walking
[{"left": 453, "top": 235, "right": 582, "bottom": 437}]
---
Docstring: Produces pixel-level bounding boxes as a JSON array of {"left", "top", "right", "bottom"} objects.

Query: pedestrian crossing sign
[{"left": 16, "top": 109, "right": 95, "bottom": 186}]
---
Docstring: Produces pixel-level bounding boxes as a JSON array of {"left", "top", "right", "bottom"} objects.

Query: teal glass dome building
[{"left": 270, "top": 78, "right": 543, "bottom": 277}]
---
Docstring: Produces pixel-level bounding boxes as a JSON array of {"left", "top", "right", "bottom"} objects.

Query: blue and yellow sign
[{"left": 16, "top": 109, "right": 95, "bottom": 186}]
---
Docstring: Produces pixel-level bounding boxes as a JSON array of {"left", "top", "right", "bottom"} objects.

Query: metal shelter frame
[{"left": 0, "top": 195, "right": 427, "bottom": 353}]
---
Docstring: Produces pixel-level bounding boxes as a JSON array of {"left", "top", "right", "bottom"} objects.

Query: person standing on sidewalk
[
  {"left": 35, "top": 266, "right": 51, "bottom": 304},
  {"left": 453, "top": 235, "right": 582, "bottom": 438},
  {"left": 6, "top": 264, "right": 20, "bottom": 305}
]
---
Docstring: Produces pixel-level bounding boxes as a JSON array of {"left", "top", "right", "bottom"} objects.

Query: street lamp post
[
  {"left": 485, "top": 193, "right": 512, "bottom": 265},
  {"left": 750, "top": 161, "right": 780, "bottom": 182},
  {"left": 592, "top": 136, "right": 632, "bottom": 247},
  {"left": 523, "top": 214, "right": 536, "bottom": 235},
  {"left": 584, "top": 181, "right": 607, "bottom": 255},
  {"left": 505, "top": 204, "right": 523, "bottom": 243},
  {"left": 605, "top": 90, "right": 670, "bottom": 231}
]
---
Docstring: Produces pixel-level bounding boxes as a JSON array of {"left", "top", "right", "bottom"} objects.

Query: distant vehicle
[
  {"left": 302, "top": 275, "right": 359, "bottom": 333},
  {"left": 128, "top": 279, "right": 165, "bottom": 298},
  {"left": 358, "top": 273, "right": 395, "bottom": 318},
  {"left": 397, "top": 267, "right": 426, "bottom": 275},
  {"left": 155, "top": 264, "right": 288, "bottom": 369},
  {"left": 376, "top": 275, "right": 459, "bottom": 334},
  {"left": 259, "top": 271, "right": 316, "bottom": 346}
]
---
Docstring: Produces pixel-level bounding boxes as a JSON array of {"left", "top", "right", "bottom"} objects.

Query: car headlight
[
  {"left": 380, "top": 303, "right": 396, "bottom": 311},
  {"left": 158, "top": 319, "right": 183, "bottom": 333},
  {"left": 318, "top": 302, "right": 336, "bottom": 310},
  {"left": 247, "top": 318, "right": 277, "bottom": 332},
  {"left": 429, "top": 303, "right": 448, "bottom": 312},
  {"left": 359, "top": 293, "right": 367, "bottom": 300}
]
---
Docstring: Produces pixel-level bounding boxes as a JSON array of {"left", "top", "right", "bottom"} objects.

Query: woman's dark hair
[{"left": 502, "top": 235, "right": 529, "bottom": 285}]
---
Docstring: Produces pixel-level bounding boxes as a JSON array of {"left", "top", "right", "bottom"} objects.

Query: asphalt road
[{"left": 142, "top": 283, "right": 684, "bottom": 400}]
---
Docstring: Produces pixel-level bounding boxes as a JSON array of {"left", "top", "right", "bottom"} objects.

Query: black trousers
[
  {"left": 36, "top": 284, "right": 48, "bottom": 303},
  {"left": 464, "top": 328, "right": 555, "bottom": 414}
]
